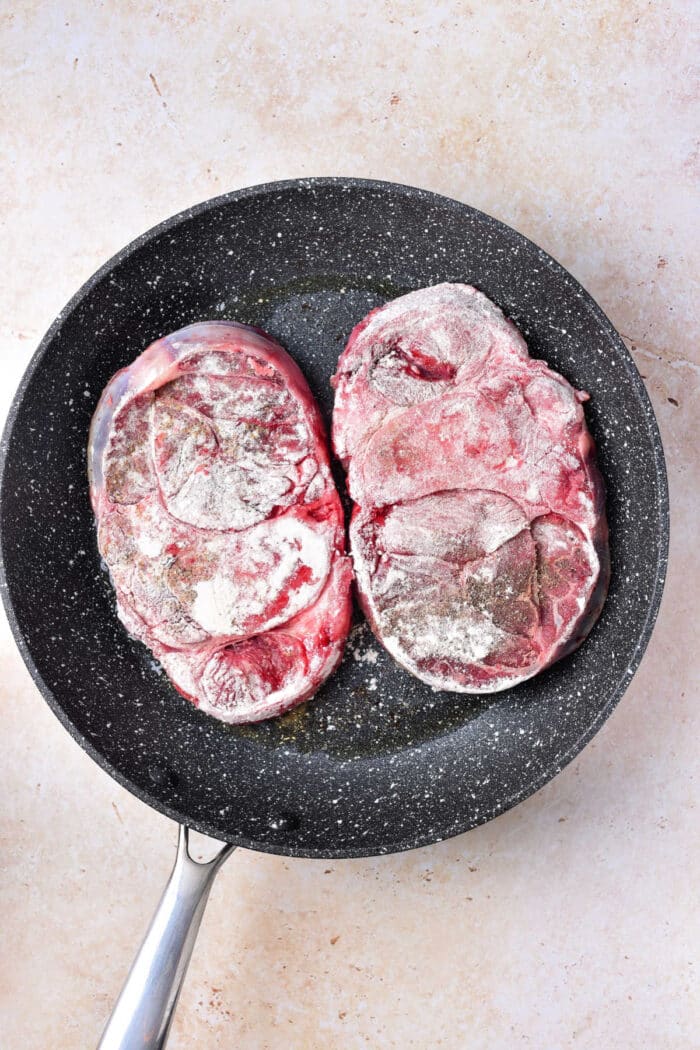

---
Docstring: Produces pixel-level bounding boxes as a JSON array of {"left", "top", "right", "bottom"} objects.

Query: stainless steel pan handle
[{"left": 98, "top": 825, "right": 234, "bottom": 1049}]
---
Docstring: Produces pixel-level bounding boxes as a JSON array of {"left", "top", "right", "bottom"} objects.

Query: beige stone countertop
[{"left": 1, "top": 3, "right": 698, "bottom": 1048}]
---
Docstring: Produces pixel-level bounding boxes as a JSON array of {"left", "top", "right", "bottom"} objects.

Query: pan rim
[{"left": 0, "top": 176, "right": 670, "bottom": 858}]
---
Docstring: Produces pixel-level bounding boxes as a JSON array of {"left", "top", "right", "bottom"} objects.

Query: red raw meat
[
  {"left": 89, "top": 321, "right": 352, "bottom": 723},
  {"left": 332, "top": 284, "right": 609, "bottom": 693}
]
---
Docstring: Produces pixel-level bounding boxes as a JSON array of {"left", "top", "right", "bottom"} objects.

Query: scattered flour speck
[{"left": 353, "top": 646, "right": 379, "bottom": 665}]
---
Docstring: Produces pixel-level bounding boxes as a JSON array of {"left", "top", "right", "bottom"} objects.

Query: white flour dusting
[
  {"left": 336, "top": 283, "right": 606, "bottom": 694},
  {"left": 90, "top": 321, "right": 351, "bottom": 724},
  {"left": 190, "top": 517, "right": 331, "bottom": 636}
]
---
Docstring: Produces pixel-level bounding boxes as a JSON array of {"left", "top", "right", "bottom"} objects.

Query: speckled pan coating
[{"left": 0, "top": 178, "right": 668, "bottom": 859}]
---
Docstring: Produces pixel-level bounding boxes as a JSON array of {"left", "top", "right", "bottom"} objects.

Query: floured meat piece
[
  {"left": 332, "top": 282, "right": 528, "bottom": 464},
  {"left": 89, "top": 321, "right": 352, "bottom": 723},
  {"left": 332, "top": 284, "right": 609, "bottom": 693}
]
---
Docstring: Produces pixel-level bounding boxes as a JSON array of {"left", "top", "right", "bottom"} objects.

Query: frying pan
[{"left": 0, "top": 178, "right": 668, "bottom": 1047}]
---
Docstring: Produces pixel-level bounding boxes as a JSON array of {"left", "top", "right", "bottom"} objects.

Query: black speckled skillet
[{"left": 0, "top": 179, "right": 668, "bottom": 1047}]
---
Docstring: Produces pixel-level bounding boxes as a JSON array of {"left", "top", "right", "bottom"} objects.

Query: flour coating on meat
[
  {"left": 90, "top": 321, "right": 352, "bottom": 723},
  {"left": 332, "top": 284, "right": 609, "bottom": 693}
]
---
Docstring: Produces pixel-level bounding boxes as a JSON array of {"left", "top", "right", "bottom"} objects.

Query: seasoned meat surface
[
  {"left": 332, "top": 284, "right": 609, "bottom": 693},
  {"left": 90, "top": 321, "right": 352, "bottom": 723}
]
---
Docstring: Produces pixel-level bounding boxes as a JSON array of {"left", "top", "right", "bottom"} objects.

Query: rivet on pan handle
[{"left": 97, "top": 825, "right": 234, "bottom": 1049}]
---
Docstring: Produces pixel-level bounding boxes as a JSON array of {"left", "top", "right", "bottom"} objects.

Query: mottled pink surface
[
  {"left": 333, "top": 284, "right": 609, "bottom": 692},
  {"left": 89, "top": 322, "right": 352, "bottom": 723},
  {"left": 1, "top": 4, "right": 696, "bottom": 1047}
]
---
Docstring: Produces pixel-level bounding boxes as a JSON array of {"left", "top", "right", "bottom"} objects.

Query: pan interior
[{"left": 0, "top": 180, "right": 668, "bottom": 857}]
